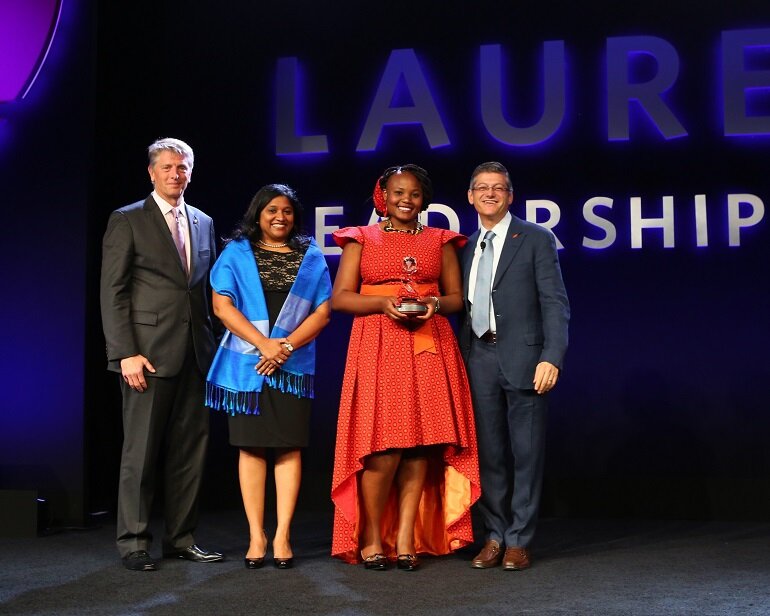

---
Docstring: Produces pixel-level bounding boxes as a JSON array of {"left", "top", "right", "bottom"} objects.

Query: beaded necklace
[
  {"left": 258, "top": 239, "right": 288, "bottom": 248},
  {"left": 383, "top": 218, "right": 423, "bottom": 235}
]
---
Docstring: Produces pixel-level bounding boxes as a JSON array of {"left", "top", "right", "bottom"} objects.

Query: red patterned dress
[{"left": 331, "top": 224, "right": 480, "bottom": 563}]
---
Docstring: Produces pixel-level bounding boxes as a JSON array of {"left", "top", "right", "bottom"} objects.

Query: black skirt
[{"left": 228, "top": 384, "right": 311, "bottom": 448}]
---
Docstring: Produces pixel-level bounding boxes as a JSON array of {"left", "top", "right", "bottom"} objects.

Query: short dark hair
[
  {"left": 469, "top": 161, "right": 512, "bottom": 191},
  {"left": 230, "top": 183, "right": 308, "bottom": 250}
]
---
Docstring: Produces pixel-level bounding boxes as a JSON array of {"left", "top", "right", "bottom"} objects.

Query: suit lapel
[
  {"left": 187, "top": 206, "right": 201, "bottom": 283},
  {"left": 463, "top": 229, "right": 480, "bottom": 306},
  {"left": 493, "top": 217, "right": 526, "bottom": 287}
]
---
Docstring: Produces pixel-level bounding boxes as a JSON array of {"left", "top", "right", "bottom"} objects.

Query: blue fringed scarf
[{"left": 205, "top": 237, "right": 331, "bottom": 415}]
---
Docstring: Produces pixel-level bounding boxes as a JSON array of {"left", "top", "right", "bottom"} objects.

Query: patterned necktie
[
  {"left": 472, "top": 230, "right": 496, "bottom": 337},
  {"left": 169, "top": 208, "right": 188, "bottom": 276}
]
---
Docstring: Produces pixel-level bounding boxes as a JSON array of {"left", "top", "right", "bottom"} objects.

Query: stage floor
[{"left": 1, "top": 509, "right": 769, "bottom": 615}]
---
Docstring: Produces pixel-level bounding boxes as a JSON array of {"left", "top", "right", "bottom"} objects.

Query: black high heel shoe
[
  {"left": 245, "top": 530, "right": 267, "bottom": 569},
  {"left": 273, "top": 556, "right": 293, "bottom": 569},
  {"left": 244, "top": 556, "right": 265, "bottom": 569},
  {"left": 272, "top": 535, "right": 293, "bottom": 569}
]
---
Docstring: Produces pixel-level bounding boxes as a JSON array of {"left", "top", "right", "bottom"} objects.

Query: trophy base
[{"left": 397, "top": 298, "right": 428, "bottom": 317}]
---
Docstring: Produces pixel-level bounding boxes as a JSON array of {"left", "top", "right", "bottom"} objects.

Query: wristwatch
[{"left": 282, "top": 341, "right": 294, "bottom": 352}]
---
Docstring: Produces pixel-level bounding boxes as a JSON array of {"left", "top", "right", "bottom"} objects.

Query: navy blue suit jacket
[{"left": 459, "top": 215, "right": 570, "bottom": 390}]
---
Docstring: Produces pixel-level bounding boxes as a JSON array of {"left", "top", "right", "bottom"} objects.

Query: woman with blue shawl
[{"left": 206, "top": 184, "right": 331, "bottom": 569}]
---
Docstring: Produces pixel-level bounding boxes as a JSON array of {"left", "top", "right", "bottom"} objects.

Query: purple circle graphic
[{"left": 0, "top": 0, "right": 63, "bottom": 104}]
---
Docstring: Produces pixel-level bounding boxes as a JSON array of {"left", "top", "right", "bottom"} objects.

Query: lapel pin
[{"left": 511, "top": 233, "right": 520, "bottom": 239}]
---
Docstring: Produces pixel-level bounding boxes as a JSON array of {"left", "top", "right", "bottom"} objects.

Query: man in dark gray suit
[
  {"left": 459, "top": 161, "right": 569, "bottom": 571},
  {"left": 100, "top": 137, "right": 223, "bottom": 571}
]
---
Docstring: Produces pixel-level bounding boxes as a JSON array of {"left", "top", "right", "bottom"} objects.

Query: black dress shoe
[
  {"left": 163, "top": 544, "right": 224, "bottom": 563},
  {"left": 122, "top": 550, "right": 157, "bottom": 571},
  {"left": 396, "top": 554, "right": 420, "bottom": 571},
  {"left": 244, "top": 556, "right": 265, "bottom": 569},
  {"left": 273, "top": 556, "right": 293, "bottom": 569}
]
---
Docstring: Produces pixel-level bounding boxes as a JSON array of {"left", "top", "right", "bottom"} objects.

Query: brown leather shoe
[
  {"left": 502, "top": 546, "right": 531, "bottom": 571},
  {"left": 471, "top": 540, "right": 503, "bottom": 569}
]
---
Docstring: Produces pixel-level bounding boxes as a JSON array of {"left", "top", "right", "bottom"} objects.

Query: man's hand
[
  {"left": 120, "top": 354, "right": 156, "bottom": 392},
  {"left": 533, "top": 361, "right": 559, "bottom": 395}
]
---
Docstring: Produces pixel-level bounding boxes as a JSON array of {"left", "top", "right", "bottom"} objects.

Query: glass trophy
[{"left": 396, "top": 256, "right": 428, "bottom": 316}]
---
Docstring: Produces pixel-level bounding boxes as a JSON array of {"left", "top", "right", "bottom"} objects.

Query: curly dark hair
[
  {"left": 373, "top": 164, "right": 433, "bottom": 215},
  {"left": 229, "top": 183, "right": 309, "bottom": 250}
]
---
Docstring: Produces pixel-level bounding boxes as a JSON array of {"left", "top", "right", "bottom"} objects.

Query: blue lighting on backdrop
[
  {"left": 277, "top": 29, "right": 770, "bottom": 155},
  {"left": 275, "top": 56, "right": 329, "bottom": 155},
  {"left": 0, "top": 0, "right": 90, "bottom": 526},
  {"left": 606, "top": 36, "right": 687, "bottom": 141},
  {"left": 722, "top": 28, "right": 770, "bottom": 136},
  {"left": 480, "top": 42, "right": 567, "bottom": 146}
]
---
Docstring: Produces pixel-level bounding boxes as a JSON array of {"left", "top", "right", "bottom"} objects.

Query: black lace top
[{"left": 252, "top": 245, "right": 305, "bottom": 292}]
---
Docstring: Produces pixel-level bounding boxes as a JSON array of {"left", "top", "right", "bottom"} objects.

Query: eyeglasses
[{"left": 471, "top": 185, "right": 511, "bottom": 194}]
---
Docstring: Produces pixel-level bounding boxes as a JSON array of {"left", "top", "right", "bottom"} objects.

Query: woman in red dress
[{"left": 331, "top": 165, "right": 480, "bottom": 570}]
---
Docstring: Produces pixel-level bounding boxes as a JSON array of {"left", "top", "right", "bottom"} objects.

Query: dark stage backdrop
[
  {"left": 4, "top": 0, "right": 769, "bottom": 526},
  {"left": 0, "top": 0, "right": 93, "bottom": 527},
  {"left": 88, "top": 0, "right": 770, "bottom": 521}
]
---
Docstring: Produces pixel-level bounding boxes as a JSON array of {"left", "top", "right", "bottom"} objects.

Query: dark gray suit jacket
[
  {"left": 100, "top": 195, "right": 217, "bottom": 377},
  {"left": 459, "top": 215, "right": 570, "bottom": 390}
]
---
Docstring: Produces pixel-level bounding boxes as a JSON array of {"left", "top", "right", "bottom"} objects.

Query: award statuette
[{"left": 396, "top": 256, "right": 428, "bottom": 316}]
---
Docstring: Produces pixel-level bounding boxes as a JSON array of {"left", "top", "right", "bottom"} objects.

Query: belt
[{"left": 476, "top": 331, "right": 497, "bottom": 344}]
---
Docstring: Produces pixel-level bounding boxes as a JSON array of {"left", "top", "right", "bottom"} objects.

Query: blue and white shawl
[{"left": 205, "top": 237, "right": 331, "bottom": 415}]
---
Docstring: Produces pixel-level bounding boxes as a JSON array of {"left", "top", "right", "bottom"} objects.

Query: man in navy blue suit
[{"left": 459, "top": 161, "right": 570, "bottom": 570}]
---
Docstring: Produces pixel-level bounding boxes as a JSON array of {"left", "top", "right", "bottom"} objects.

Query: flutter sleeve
[
  {"left": 438, "top": 228, "right": 468, "bottom": 249},
  {"left": 332, "top": 225, "right": 365, "bottom": 248}
]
